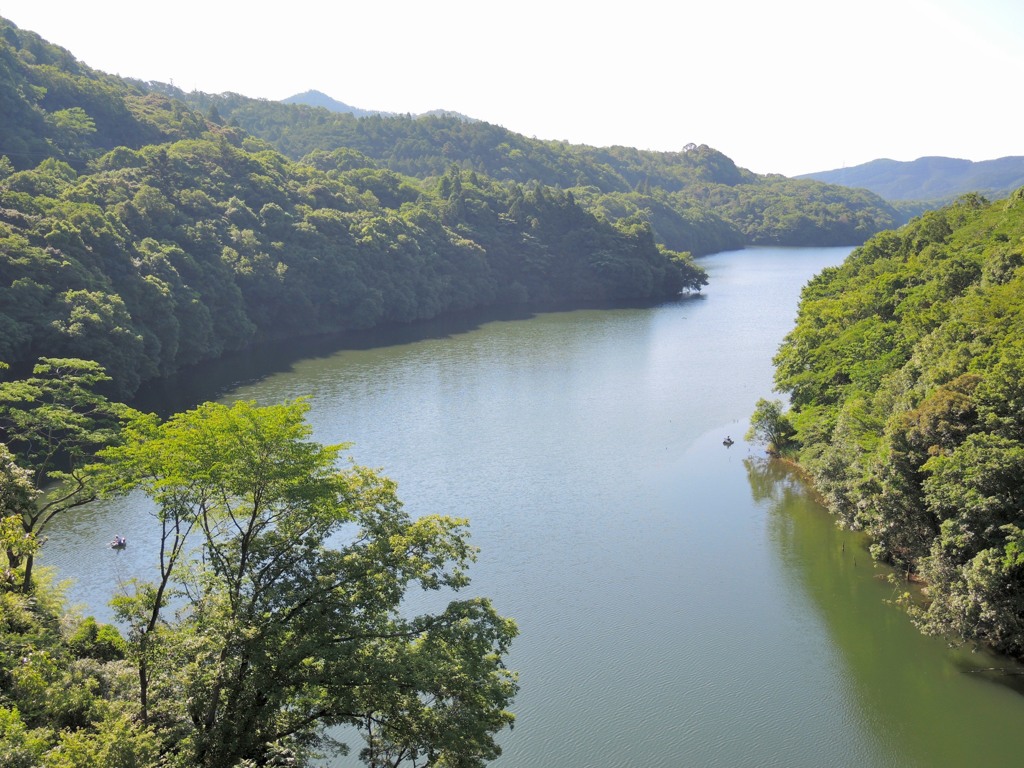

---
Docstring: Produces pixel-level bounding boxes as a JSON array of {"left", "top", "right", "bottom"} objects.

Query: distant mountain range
[
  {"left": 281, "top": 89, "right": 476, "bottom": 123},
  {"left": 798, "top": 156, "right": 1024, "bottom": 202}
]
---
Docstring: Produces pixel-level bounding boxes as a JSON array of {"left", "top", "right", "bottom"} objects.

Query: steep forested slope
[
  {"left": 771, "top": 188, "right": 1024, "bottom": 657},
  {"left": 170, "top": 88, "right": 902, "bottom": 252},
  {"left": 0, "top": 17, "right": 703, "bottom": 397}
]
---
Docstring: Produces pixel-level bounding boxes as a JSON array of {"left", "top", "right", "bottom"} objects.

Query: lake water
[{"left": 43, "top": 246, "right": 1024, "bottom": 767}]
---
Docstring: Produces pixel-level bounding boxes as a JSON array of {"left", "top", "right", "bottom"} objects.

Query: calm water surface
[{"left": 44, "top": 247, "right": 1024, "bottom": 767}]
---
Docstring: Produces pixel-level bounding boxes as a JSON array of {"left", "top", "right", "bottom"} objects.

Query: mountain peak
[{"left": 280, "top": 90, "right": 382, "bottom": 117}]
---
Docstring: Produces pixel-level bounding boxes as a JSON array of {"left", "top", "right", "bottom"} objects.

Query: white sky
[{"left": 1, "top": 0, "right": 1021, "bottom": 176}]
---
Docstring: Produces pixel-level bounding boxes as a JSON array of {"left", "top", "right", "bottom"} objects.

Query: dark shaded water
[{"left": 45, "top": 247, "right": 1024, "bottom": 766}]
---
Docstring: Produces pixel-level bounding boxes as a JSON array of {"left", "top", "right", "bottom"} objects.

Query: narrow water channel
[{"left": 44, "top": 246, "right": 1024, "bottom": 767}]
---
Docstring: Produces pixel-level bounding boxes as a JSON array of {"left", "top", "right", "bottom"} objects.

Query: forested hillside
[
  {"left": 171, "top": 89, "right": 902, "bottom": 252},
  {"left": 1, "top": 19, "right": 528, "bottom": 765},
  {"left": 768, "top": 188, "right": 1024, "bottom": 657},
  {"left": 0, "top": 16, "right": 903, "bottom": 398},
  {"left": 0, "top": 17, "right": 707, "bottom": 397}
]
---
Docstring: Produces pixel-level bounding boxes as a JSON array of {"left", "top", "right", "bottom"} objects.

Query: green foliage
[
  {"left": 0, "top": 582, "right": 158, "bottom": 768},
  {"left": 98, "top": 398, "right": 517, "bottom": 767},
  {"left": 1, "top": 106, "right": 704, "bottom": 395},
  {"left": 0, "top": 442, "right": 38, "bottom": 546},
  {"left": 2, "top": 398, "right": 518, "bottom": 767},
  {"left": 571, "top": 187, "right": 744, "bottom": 255},
  {"left": 0, "top": 16, "right": 905, "bottom": 398},
  {"left": 38, "top": 710, "right": 160, "bottom": 768},
  {"left": 771, "top": 188, "right": 1024, "bottom": 655},
  {"left": 186, "top": 89, "right": 899, "bottom": 254},
  {"left": 0, "top": 704, "right": 49, "bottom": 767},
  {"left": 0, "top": 19, "right": 169, "bottom": 172},
  {"left": 0, "top": 619, "right": 126, "bottom": 767},
  {"left": 67, "top": 616, "right": 127, "bottom": 661},
  {"left": 746, "top": 398, "right": 795, "bottom": 454}
]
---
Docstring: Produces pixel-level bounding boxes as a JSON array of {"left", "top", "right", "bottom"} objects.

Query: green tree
[
  {"left": 0, "top": 584, "right": 157, "bottom": 768},
  {"left": 0, "top": 443, "right": 39, "bottom": 587},
  {"left": 101, "top": 398, "right": 517, "bottom": 767},
  {"left": 746, "top": 398, "right": 795, "bottom": 455},
  {"left": 911, "top": 432, "right": 1024, "bottom": 654}
]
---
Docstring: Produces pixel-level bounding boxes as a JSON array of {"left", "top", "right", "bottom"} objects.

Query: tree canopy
[
  {"left": 0, "top": 14, "right": 907, "bottom": 398},
  {"left": 0, "top": 15, "right": 719, "bottom": 397},
  {"left": 764, "top": 188, "right": 1024, "bottom": 657},
  {"left": 0, "top": 397, "right": 517, "bottom": 767}
]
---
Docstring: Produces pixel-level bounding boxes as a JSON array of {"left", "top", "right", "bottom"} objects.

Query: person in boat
[{"left": 723, "top": 435, "right": 734, "bottom": 446}]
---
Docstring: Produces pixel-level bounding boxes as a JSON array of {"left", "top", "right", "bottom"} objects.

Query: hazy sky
[{"left": 1, "top": 0, "right": 1021, "bottom": 176}]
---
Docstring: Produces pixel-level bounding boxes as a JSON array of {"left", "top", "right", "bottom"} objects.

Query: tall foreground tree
[{"left": 100, "top": 398, "right": 518, "bottom": 768}]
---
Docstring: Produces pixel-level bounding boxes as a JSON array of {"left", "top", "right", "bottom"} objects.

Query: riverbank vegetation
[
  {"left": 0, "top": 16, "right": 905, "bottom": 399},
  {"left": 762, "top": 187, "right": 1024, "bottom": 658}
]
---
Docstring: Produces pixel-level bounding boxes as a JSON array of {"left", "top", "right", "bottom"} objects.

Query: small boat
[
  {"left": 110, "top": 536, "right": 127, "bottom": 549},
  {"left": 723, "top": 436, "right": 734, "bottom": 447}
]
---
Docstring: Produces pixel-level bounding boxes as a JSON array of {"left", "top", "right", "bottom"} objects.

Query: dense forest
[
  {"left": 0, "top": 16, "right": 906, "bottom": 398},
  {"left": 0, "top": 18, "right": 710, "bottom": 399},
  {"left": 171, "top": 86, "right": 903, "bottom": 252},
  {"left": 760, "top": 188, "right": 1024, "bottom": 658}
]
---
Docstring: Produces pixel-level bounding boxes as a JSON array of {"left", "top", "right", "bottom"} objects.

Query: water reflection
[
  {"left": 745, "top": 456, "right": 1024, "bottom": 767},
  {"left": 128, "top": 300, "right": 682, "bottom": 418}
]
